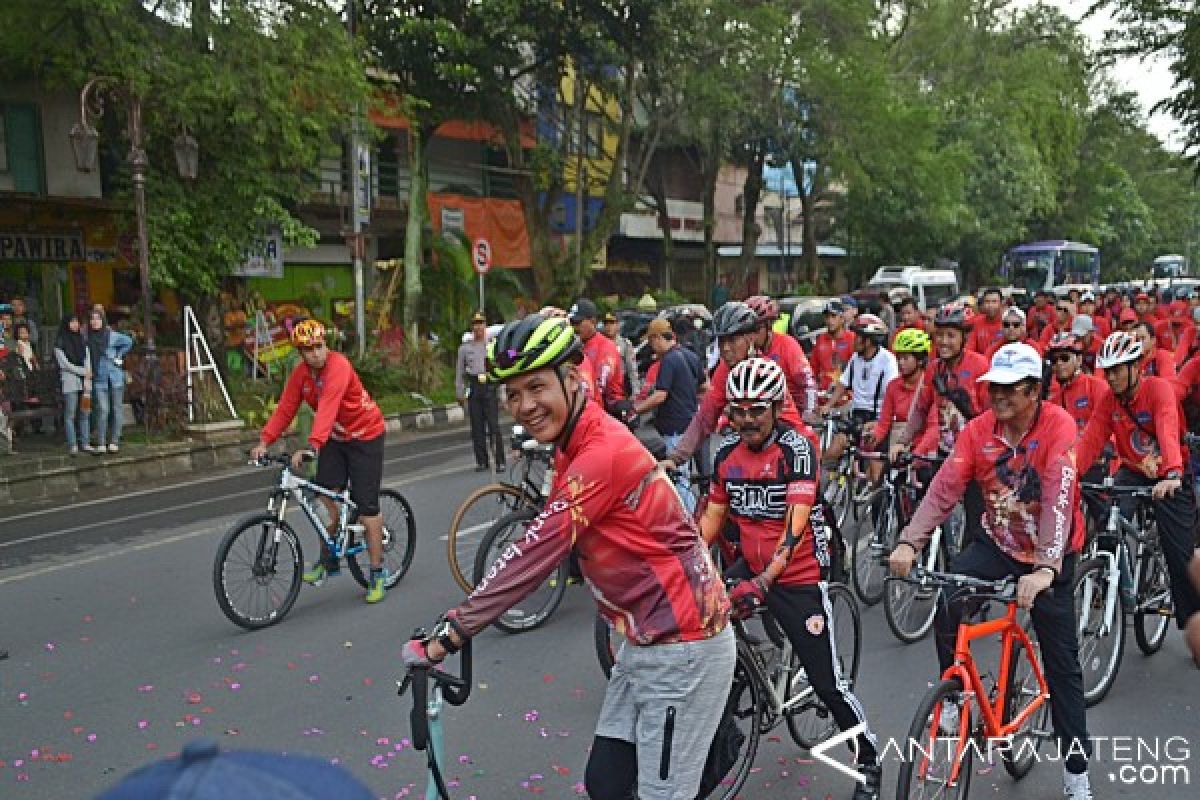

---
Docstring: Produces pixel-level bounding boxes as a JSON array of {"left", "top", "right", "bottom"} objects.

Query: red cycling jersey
[
  {"left": 1048, "top": 371, "right": 1106, "bottom": 436},
  {"left": 871, "top": 373, "right": 921, "bottom": 443},
  {"left": 907, "top": 351, "right": 992, "bottom": 455},
  {"left": 810, "top": 329, "right": 855, "bottom": 391},
  {"left": 1026, "top": 305, "right": 1056, "bottom": 340},
  {"left": 261, "top": 351, "right": 385, "bottom": 449},
  {"left": 761, "top": 330, "right": 817, "bottom": 413},
  {"left": 901, "top": 403, "right": 1084, "bottom": 573},
  {"left": 1077, "top": 375, "right": 1187, "bottom": 480},
  {"left": 456, "top": 400, "right": 729, "bottom": 645},
  {"left": 582, "top": 331, "right": 626, "bottom": 407},
  {"left": 968, "top": 315, "right": 1004, "bottom": 355},
  {"left": 1037, "top": 318, "right": 1074, "bottom": 353},
  {"left": 711, "top": 424, "right": 829, "bottom": 586}
]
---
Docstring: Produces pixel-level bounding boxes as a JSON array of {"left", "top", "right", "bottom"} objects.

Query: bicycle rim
[
  {"left": 896, "top": 678, "right": 972, "bottom": 800},
  {"left": 853, "top": 491, "right": 893, "bottom": 606},
  {"left": 885, "top": 547, "right": 941, "bottom": 644},
  {"left": 1133, "top": 545, "right": 1172, "bottom": 654},
  {"left": 1073, "top": 558, "right": 1125, "bottom": 706},
  {"left": 1001, "top": 635, "right": 1051, "bottom": 780},
  {"left": 346, "top": 490, "right": 417, "bottom": 589},
  {"left": 213, "top": 515, "right": 302, "bottom": 630},
  {"left": 447, "top": 484, "right": 533, "bottom": 593},
  {"left": 594, "top": 614, "right": 617, "bottom": 679},
  {"left": 474, "top": 508, "right": 566, "bottom": 633},
  {"left": 711, "top": 644, "right": 762, "bottom": 800}
]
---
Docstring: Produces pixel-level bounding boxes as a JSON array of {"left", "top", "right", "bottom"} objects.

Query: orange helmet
[{"left": 291, "top": 319, "right": 326, "bottom": 348}]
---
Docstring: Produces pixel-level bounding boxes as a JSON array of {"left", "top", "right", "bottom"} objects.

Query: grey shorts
[{"left": 595, "top": 624, "right": 737, "bottom": 799}]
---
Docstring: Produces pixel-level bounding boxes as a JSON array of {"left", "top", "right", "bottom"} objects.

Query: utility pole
[
  {"left": 347, "top": 0, "right": 368, "bottom": 357},
  {"left": 574, "top": 68, "right": 587, "bottom": 290}
]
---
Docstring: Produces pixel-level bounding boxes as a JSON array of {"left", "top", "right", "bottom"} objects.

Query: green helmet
[
  {"left": 487, "top": 314, "right": 583, "bottom": 382},
  {"left": 892, "top": 327, "right": 932, "bottom": 355}
]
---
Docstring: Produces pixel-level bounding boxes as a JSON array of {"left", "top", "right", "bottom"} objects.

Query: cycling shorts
[{"left": 314, "top": 434, "right": 385, "bottom": 516}]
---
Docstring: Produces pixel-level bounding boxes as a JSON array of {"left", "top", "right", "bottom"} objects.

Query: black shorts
[{"left": 314, "top": 435, "right": 385, "bottom": 516}]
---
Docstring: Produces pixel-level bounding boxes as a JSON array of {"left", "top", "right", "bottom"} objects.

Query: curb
[{"left": 0, "top": 403, "right": 466, "bottom": 508}]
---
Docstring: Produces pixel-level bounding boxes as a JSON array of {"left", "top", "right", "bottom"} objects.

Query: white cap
[
  {"left": 1002, "top": 306, "right": 1027, "bottom": 323},
  {"left": 1080, "top": 291, "right": 1096, "bottom": 303},
  {"left": 1070, "top": 316, "right": 1094, "bottom": 336},
  {"left": 978, "top": 343, "right": 1043, "bottom": 385}
]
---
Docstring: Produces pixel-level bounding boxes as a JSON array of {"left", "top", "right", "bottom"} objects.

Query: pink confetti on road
[
  {"left": 232, "top": 662, "right": 248, "bottom": 672},
  {"left": 83, "top": 615, "right": 93, "bottom": 622},
  {"left": 86, "top": 734, "right": 97, "bottom": 743},
  {"left": 45, "top": 642, "right": 56, "bottom": 652},
  {"left": 17, "top": 691, "right": 29, "bottom": 702},
  {"left": 186, "top": 691, "right": 203, "bottom": 704},
  {"left": 137, "top": 684, "right": 154, "bottom": 693},
  {"left": 137, "top": 720, "right": 148, "bottom": 730},
  {"left": 229, "top": 683, "right": 242, "bottom": 691},
  {"left": 458, "top": 754, "right": 471, "bottom": 764},
  {"left": 376, "top": 737, "right": 390, "bottom": 746},
  {"left": 146, "top": 743, "right": 158, "bottom": 750},
  {"left": 523, "top": 710, "right": 539, "bottom": 722},
  {"left": 307, "top": 674, "right": 319, "bottom": 684}
]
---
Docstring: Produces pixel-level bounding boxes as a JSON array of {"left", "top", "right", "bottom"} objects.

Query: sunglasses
[
  {"left": 297, "top": 344, "right": 325, "bottom": 353},
  {"left": 1049, "top": 352, "right": 1077, "bottom": 364},
  {"left": 1056, "top": 306, "right": 1072, "bottom": 313},
  {"left": 727, "top": 403, "right": 772, "bottom": 421},
  {"left": 1003, "top": 321, "right": 1024, "bottom": 328}
]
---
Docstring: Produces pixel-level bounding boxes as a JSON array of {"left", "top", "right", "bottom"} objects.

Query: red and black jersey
[
  {"left": 810, "top": 329, "right": 855, "bottom": 391},
  {"left": 711, "top": 423, "right": 829, "bottom": 586},
  {"left": 457, "top": 400, "right": 729, "bottom": 645},
  {"left": 1077, "top": 376, "right": 1187, "bottom": 479}
]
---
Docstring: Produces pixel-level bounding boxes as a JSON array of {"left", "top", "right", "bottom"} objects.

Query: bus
[
  {"left": 1000, "top": 240, "right": 1099, "bottom": 292},
  {"left": 1153, "top": 254, "right": 1188, "bottom": 278}
]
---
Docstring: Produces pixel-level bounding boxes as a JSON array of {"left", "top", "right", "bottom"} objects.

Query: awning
[
  {"left": 369, "top": 96, "right": 536, "bottom": 148},
  {"left": 716, "top": 244, "right": 848, "bottom": 258}
]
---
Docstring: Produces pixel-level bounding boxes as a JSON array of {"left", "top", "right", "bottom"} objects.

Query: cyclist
[
  {"left": 967, "top": 288, "right": 1005, "bottom": 354},
  {"left": 250, "top": 319, "right": 390, "bottom": 604},
  {"left": 819, "top": 313, "right": 897, "bottom": 481},
  {"left": 401, "top": 313, "right": 734, "bottom": 800},
  {"left": 1077, "top": 291, "right": 1111, "bottom": 340},
  {"left": 864, "top": 328, "right": 930, "bottom": 459},
  {"left": 569, "top": 298, "right": 626, "bottom": 410},
  {"left": 1077, "top": 331, "right": 1200, "bottom": 645},
  {"left": 1046, "top": 332, "right": 1106, "bottom": 437},
  {"left": 1026, "top": 289, "right": 1056, "bottom": 339},
  {"left": 1037, "top": 298, "right": 1076, "bottom": 353},
  {"left": 1068, "top": 315, "right": 1101, "bottom": 373},
  {"left": 810, "top": 299, "right": 856, "bottom": 392},
  {"left": 1131, "top": 320, "right": 1177, "bottom": 379},
  {"left": 702, "top": 358, "right": 883, "bottom": 800},
  {"left": 889, "top": 295, "right": 926, "bottom": 348},
  {"left": 887, "top": 342, "right": 1094, "bottom": 799},
  {"left": 985, "top": 306, "right": 1032, "bottom": 361},
  {"left": 746, "top": 295, "right": 818, "bottom": 414}
]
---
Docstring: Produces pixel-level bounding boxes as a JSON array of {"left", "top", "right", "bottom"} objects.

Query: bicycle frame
[
  {"left": 738, "top": 621, "right": 814, "bottom": 717},
  {"left": 267, "top": 466, "right": 365, "bottom": 560}
]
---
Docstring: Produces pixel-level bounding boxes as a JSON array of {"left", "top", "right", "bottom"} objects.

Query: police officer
[{"left": 456, "top": 311, "right": 505, "bottom": 473}]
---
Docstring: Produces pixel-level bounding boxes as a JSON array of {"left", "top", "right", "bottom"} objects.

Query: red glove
[
  {"left": 402, "top": 637, "right": 441, "bottom": 670},
  {"left": 728, "top": 577, "right": 768, "bottom": 620}
]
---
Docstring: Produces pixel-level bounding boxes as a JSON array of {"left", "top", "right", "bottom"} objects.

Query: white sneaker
[
  {"left": 107, "top": 443, "right": 119, "bottom": 453},
  {"left": 937, "top": 699, "right": 960, "bottom": 736},
  {"left": 1063, "top": 768, "right": 1093, "bottom": 800}
]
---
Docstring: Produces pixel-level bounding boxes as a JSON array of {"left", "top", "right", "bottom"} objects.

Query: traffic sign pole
[{"left": 478, "top": 273, "right": 485, "bottom": 313}]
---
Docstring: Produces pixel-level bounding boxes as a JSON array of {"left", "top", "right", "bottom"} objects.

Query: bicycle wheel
[
  {"left": 785, "top": 583, "right": 861, "bottom": 749},
  {"left": 213, "top": 514, "right": 303, "bottom": 630},
  {"left": 595, "top": 614, "right": 617, "bottom": 679},
  {"left": 825, "top": 464, "right": 852, "bottom": 531},
  {"left": 345, "top": 490, "right": 417, "bottom": 589},
  {"left": 1000, "top": 635, "right": 1052, "bottom": 780},
  {"left": 852, "top": 488, "right": 895, "bottom": 606},
  {"left": 1133, "top": 540, "right": 1172, "bottom": 655},
  {"left": 447, "top": 483, "right": 535, "bottom": 593},
  {"left": 885, "top": 543, "right": 944, "bottom": 644},
  {"left": 708, "top": 642, "right": 762, "bottom": 800},
  {"left": 1073, "top": 557, "right": 1125, "bottom": 706},
  {"left": 473, "top": 508, "right": 567, "bottom": 633},
  {"left": 896, "top": 677, "right": 973, "bottom": 800}
]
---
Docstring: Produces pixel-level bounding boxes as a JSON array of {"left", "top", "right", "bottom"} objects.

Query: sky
[{"left": 1032, "top": 0, "right": 1182, "bottom": 147}]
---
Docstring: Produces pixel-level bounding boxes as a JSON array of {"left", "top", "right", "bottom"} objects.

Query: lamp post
[{"left": 69, "top": 77, "right": 199, "bottom": 361}]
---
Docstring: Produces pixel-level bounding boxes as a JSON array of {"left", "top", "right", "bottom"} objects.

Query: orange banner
[{"left": 427, "top": 193, "right": 531, "bottom": 269}]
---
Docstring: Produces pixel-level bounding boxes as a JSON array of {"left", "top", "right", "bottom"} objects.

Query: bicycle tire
[
  {"left": 1133, "top": 540, "right": 1172, "bottom": 655},
  {"left": 707, "top": 641, "right": 763, "bottom": 800},
  {"left": 895, "top": 677, "right": 973, "bottom": 800},
  {"left": 785, "top": 582, "right": 861, "bottom": 749},
  {"left": 852, "top": 488, "right": 895, "bottom": 606},
  {"left": 447, "top": 483, "right": 536, "bottom": 593},
  {"left": 473, "top": 508, "right": 567, "bottom": 634},
  {"left": 885, "top": 542, "right": 944, "bottom": 644},
  {"left": 1073, "top": 557, "right": 1125, "bottom": 707},
  {"left": 345, "top": 490, "right": 417, "bottom": 589},
  {"left": 1000, "top": 634, "right": 1052, "bottom": 779},
  {"left": 826, "top": 465, "right": 852, "bottom": 531},
  {"left": 213, "top": 514, "right": 303, "bottom": 630},
  {"left": 595, "top": 614, "right": 617, "bottom": 679}
]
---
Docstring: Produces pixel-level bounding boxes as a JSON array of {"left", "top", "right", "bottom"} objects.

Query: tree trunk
[
  {"left": 801, "top": 186, "right": 820, "bottom": 289},
  {"left": 700, "top": 149, "right": 718, "bottom": 303},
  {"left": 648, "top": 172, "right": 674, "bottom": 293},
  {"left": 738, "top": 141, "right": 767, "bottom": 295},
  {"left": 402, "top": 124, "right": 429, "bottom": 340}
]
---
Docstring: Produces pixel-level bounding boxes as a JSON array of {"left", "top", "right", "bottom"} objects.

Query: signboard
[
  {"left": 353, "top": 141, "right": 372, "bottom": 228},
  {"left": 0, "top": 230, "right": 85, "bottom": 262},
  {"left": 473, "top": 237, "right": 493, "bottom": 275},
  {"left": 441, "top": 207, "right": 465, "bottom": 239},
  {"left": 234, "top": 229, "right": 284, "bottom": 278}
]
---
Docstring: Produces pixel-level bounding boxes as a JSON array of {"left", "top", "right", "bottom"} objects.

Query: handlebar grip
[
  {"left": 441, "top": 639, "right": 472, "bottom": 707},
  {"left": 408, "top": 667, "right": 430, "bottom": 751}
]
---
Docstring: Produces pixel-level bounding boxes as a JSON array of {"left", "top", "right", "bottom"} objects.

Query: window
[
  {"left": 0, "top": 112, "right": 7, "bottom": 172},
  {"left": 2, "top": 104, "right": 44, "bottom": 194},
  {"left": 922, "top": 282, "right": 957, "bottom": 308},
  {"left": 570, "top": 111, "right": 603, "bottom": 159}
]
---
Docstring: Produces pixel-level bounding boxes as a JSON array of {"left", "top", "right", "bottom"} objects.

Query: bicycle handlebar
[
  {"left": 398, "top": 628, "right": 474, "bottom": 799},
  {"left": 248, "top": 451, "right": 315, "bottom": 468},
  {"left": 1080, "top": 482, "right": 1156, "bottom": 498},
  {"left": 889, "top": 566, "right": 1018, "bottom": 600}
]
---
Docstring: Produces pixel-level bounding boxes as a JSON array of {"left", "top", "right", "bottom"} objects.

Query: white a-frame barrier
[{"left": 183, "top": 305, "right": 237, "bottom": 422}]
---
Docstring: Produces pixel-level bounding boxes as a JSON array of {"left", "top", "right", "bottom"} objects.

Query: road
[{"left": 1, "top": 425, "right": 1197, "bottom": 799}]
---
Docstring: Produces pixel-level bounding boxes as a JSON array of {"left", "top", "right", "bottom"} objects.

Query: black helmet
[
  {"left": 712, "top": 302, "right": 759, "bottom": 337},
  {"left": 933, "top": 301, "right": 974, "bottom": 331}
]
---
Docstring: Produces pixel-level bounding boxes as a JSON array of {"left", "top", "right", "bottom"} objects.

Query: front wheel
[
  {"left": 895, "top": 677, "right": 972, "bottom": 800},
  {"left": 473, "top": 508, "right": 567, "bottom": 634},
  {"left": 213, "top": 514, "right": 303, "bottom": 630},
  {"left": 1000, "top": 636, "right": 1052, "bottom": 779},
  {"left": 1073, "top": 557, "right": 1125, "bottom": 706},
  {"left": 853, "top": 489, "right": 895, "bottom": 606},
  {"left": 448, "top": 483, "right": 535, "bottom": 593},
  {"left": 346, "top": 490, "right": 417, "bottom": 588},
  {"left": 706, "top": 642, "right": 763, "bottom": 800},
  {"left": 1133, "top": 541, "right": 1172, "bottom": 655}
]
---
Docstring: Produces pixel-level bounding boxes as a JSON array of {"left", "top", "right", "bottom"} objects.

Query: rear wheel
[
  {"left": 853, "top": 488, "right": 895, "bottom": 606},
  {"left": 885, "top": 541, "right": 944, "bottom": 644},
  {"left": 1000, "top": 635, "right": 1052, "bottom": 779},
  {"left": 1073, "top": 557, "right": 1125, "bottom": 706},
  {"left": 213, "top": 514, "right": 303, "bottom": 630},
  {"left": 346, "top": 490, "right": 417, "bottom": 589},
  {"left": 1133, "top": 538, "right": 1172, "bottom": 655},
  {"left": 708, "top": 643, "right": 762, "bottom": 800},
  {"left": 473, "top": 508, "right": 567, "bottom": 633},
  {"left": 594, "top": 614, "right": 617, "bottom": 679},
  {"left": 785, "top": 583, "right": 861, "bottom": 748},
  {"left": 896, "top": 678, "right": 972, "bottom": 800},
  {"left": 447, "top": 483, "right": 534, "bottom": 593}
]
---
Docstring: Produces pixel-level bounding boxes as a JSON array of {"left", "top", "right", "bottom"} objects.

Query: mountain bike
[
  {"left": 447, "top": 424, "right": 553, "bottom": 593},
  {"left": 398, "top": 629, "right": 473, "bottom": 800},
  {"left": 213, "top": 453, "right": 416, "bottom": 629},
  {"left": 893, "top": 569, "right": 1051, "bottom": 798},
  {"left": 1075, "top": 478, "right": 1176, "bottom": 705},
  {"left": 472, "top": 506, "right": 568, "bottom": 633}
]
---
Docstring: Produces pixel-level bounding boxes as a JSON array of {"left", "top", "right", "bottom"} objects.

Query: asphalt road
[{"left": 1, "top": 425, "right": 1197, "bottom": 799}]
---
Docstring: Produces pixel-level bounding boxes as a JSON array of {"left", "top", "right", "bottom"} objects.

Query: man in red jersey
[
  {"left": 967, "top": 288, "right": 1005, "bottom": 354},
  {"left": 809, "top": 299, "right": 856, "bottom": 392},
  {"left": 251, "top": 319, "right": 391, "bottom": 603},
  {"left": 864, "top": 327, "right": 930, "bottom": 456},
  {"left": 1132, "top": 320, "right": 1178, "bottom": 379},
  {"left": 402, "top": 314, "right": 733, "bottom": 800},
  {"left": 1037, "top": 298, "right": 1075, "bottom": 353},
  {"left": 1077, "top": 291, "right": 1110, "bottom": 340},
  {"left": 746, "top": 294, "right": 817, "bottom": 413},
  {"left": 1078, "top": 331, "right": 1200, "bottom": 650},
  {"left": 889, "top": 342, "right": 1094, "bottom": 799},
  {"left": 985, "top": 306, "right": 1036, "bottom": 360},
  {"left": 1026, "top": 290, "right": 1056, "bottom": 339},
  {"left": 1068, "top": 315, "right": 1102, "bottom": 373},
  {"left": 890, "top": 295, "right": 927, "bottom": 346},
  {"left": 569, "top": 298, "right": 626, "bottom": 410}
]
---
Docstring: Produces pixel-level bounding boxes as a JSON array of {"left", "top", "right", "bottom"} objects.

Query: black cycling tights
[{"left": 584, "top": 736, "right": 637, "bottom": 800}]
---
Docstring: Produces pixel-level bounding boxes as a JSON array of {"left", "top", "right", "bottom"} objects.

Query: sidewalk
[{"left": 0, "top": 403, "right": 465, "bottom": 507}]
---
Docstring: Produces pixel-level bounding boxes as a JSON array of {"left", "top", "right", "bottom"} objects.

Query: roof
[{"left": 716, "top": 244, "right": 848, "bottom": 258}]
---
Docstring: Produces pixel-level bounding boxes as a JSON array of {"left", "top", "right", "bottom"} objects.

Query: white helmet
[
  {"left": 727, "top": 357, "right": 786, "bottom": 403},
  {"left": 1097, "top": 331, "right": 1144, "bottom": 369}
]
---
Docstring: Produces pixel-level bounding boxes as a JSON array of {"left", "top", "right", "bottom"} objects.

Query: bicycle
[
  {"left": 893, "top": 568, "right": 1052, "bottom": 798},
  {"left": 472, "top": 506, "right": 569, "bottom": 633},
  {"left": 446, "top": 424, "right": 553, "bottom": 593},
  {"left": 398, "top": 630, "right": 473, "bottom": 800},
  {"left": 213, "top": 453, "right": 416, "bottom": 629},
  {"left": 1075, "top": 478, "right": 1176, "bottom": 705}
]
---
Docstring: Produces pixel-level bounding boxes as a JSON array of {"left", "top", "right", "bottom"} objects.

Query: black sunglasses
[
  {"left": 727, "top": 403, "right": 772, "bottom": 421},
  {"left": 1049, "top": 352, "right": 1076, "bottom": 364},
  {"left": 1003, "top": 321, "right": 1024, "bottom": 328}
]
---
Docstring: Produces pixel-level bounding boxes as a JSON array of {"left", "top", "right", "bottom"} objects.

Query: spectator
[
  {"left": 456, "top": 311, "right": 504, "bottom": 473},
  {"left": 603, "top": 311, "right": 641, "bottom": 398},
  {"left": 13, "top": 322, "right": 36, "bottom": 372},
  {"left": 88, "top": 307, "right": 134, "bottom": 454},
  {"left": 10, "top": 296, "right": 38, "bottom": 352},
  {"left": 55, "top": 314, "right": 93, "bottom": 455},
  {"left": 634, "top": 318, "right": 702, "bottom": 509}
]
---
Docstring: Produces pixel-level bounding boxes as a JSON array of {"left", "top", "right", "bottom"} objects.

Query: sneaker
[
  {"left": 365, "top": 570, "right": 388, "bottom": 604},
  {"left": 82, "top": 444, "right": 98, "bottom": 454},
  {"left": 68, "top": 446, "right": 79, "bottom": 455},
  {"left": 302, "top": 560, "right": 340, "bottom": 586},
  {"left": 1063, "top": 768, "right": 1093, "bottom": 800},
  {"left": 107, "top": 443, "right": 119, "bottom": 453},
  {"left": 852, "top": 763, "right": 883, "bottom": 800},
  {"left": 937, "top": 699, "right": 960, "bottom": 736}
]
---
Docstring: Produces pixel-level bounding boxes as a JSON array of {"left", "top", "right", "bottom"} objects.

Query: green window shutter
[{"left": 4, "top": 105, "right": 45, "bottom": 195}]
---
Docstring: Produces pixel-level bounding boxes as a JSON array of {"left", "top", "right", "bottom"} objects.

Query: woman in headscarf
[
  {"left": 54, "top": 313, "right": 93, "bottom": 454},
  {"left": 87, "top": 307, "right": 133, "bottom": 453}
]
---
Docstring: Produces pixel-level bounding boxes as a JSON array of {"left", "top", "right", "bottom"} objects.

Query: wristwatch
[{"left": 1166, "top": 470, "right": 1182, "bottom": 481}]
